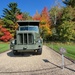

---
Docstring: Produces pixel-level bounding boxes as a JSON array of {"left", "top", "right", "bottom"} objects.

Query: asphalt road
[{"left": 0, "top": 45, "right": 75, "bottom": 75}]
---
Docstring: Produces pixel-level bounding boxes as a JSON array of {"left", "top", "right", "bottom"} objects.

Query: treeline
[{"left": 0, "top": 0, "right": 75, "bottom": 42}]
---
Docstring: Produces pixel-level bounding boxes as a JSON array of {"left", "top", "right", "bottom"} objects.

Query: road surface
[{"left": 0, "top": 45, "right": 75, "bottom": 75}]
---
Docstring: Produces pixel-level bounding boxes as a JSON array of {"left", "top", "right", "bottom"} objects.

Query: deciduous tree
[
  {"left": 40, "top": 7, "right": 52, "bottom": 41},
  {"left": 0, "top": 25, "right": 12, "bottom": 42},
  {"left": 33, "top": 11, "right": 41, "bottom": 20},
  {"left": 57, "top": 6, "right": 75, "bottom": 41},
  {"left": 22, "top": 12, "right": 32, "bottom": 20}
]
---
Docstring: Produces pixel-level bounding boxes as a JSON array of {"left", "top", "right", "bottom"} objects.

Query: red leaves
[
  {"left": 16, "top": 14, "right": 23, "bottom": 20},
  {"left": 39, "top": 7, "right": 52, "bottom": 39},
  {"left": 42, "top": 7, "right": 48, "bottom": 14},
  {"left": 41, "top": 7, "right": 50, "bottom": 23},
  {"left": 1, "top": 28, "right": 7, "bottom": 32},
  {"left": 0, "top": 26, "right": 2, "bottom": 29},
  {"left": 0, "top": 35, "right": 12, "bottom": 42},
  {"left": 0, "top": 25, "right": 12, "bottom": 42}
]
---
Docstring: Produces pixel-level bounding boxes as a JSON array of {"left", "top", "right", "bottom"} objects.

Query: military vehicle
[{"left": 10, "top": 20, "right": 43, "bottom": 55}]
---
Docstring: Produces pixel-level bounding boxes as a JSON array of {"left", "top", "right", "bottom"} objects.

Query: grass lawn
[
  {"left": 45, "top": 42, "right": 75, "bottom": 60},
  {"left": 0, "top": 42, "right": 9, "bottom": 53}
]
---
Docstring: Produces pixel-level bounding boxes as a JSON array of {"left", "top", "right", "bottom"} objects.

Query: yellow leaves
[
  {"left": 33, "top": 7, "right": 52, "bottom": 40},
  {"left": 15, "top": 22, "right": 18, "bottom": 30},
  {"left": 40, "top": 13, "right": 52, "bottom": 40},
  {"left": 45, "top": 26, "right": 52, "bottom": 35},
  {"left": 40, "top": 25, "right": 52, "bottom": 36},
  {"left": 0, "top": 19, "right": 4, "bottom": 25}
]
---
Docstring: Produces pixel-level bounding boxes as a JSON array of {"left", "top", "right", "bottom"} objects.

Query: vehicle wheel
[
  {"left": 13, "top": 50, "right": 18, "bottom": 55},
  {"left": 37, "top": 48, "right": 42, "bottom": 55}
]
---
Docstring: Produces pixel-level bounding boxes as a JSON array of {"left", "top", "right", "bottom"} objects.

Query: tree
[
  {"left": 2, "top": 2, "right": 21, "bottom": 23},
  {"left": 40, "top": 7, "right": 52, "bottom": 41},
  {"left": 16, "top": 12, "right": 32, "bottom": 20},
  {"left": 0, "top": 25, "right": 12, "bottom": 42},
  {"left": 22, "top": 12, "right": 32, "bottom": 20},
  {"left": 58, "top": 21, "right": 75, "bottom": 41},
  {"left": 2, "top": 2, "right": 21, "bottom": 35},
  {"left": 49, "top": 6, "right": 63, "bottom": 40},
  {"left": 0, "top": 19, "right": 4, "bottom": 25},
  {"left": 62, "top": 0, "right": 75, "bottom": 7},
  {"left": 40, "top": 7, "right": 51, "bottom": 26},
  {"left": 49, "top": 6, "right": 63, "bottom": 26},
  {"left": 33, "top": 11, "right": 41, "bottom": 20},
  {"left": 16, "top": 13, "right": 23, "bottom": 20},
  {"left": 57, "top": 6, "right": 75, "bottom": 41}
]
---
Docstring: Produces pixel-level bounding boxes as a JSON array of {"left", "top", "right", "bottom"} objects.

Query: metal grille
[
  {"left": 18, "top": 34, "right": 23, "bottom": 44},
  {"left": 18, "top": 33, "right": 34, "bottom": 44},
  {"left": 24, "top": 34, "right": 27, "bottom": 44},
  {"left": 28, "top": 34, "right": 34, "bottom": 44}
]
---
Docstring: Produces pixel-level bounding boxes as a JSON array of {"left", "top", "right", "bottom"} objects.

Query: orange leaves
[
  {"left": 32, "top": 8, "right": 52, "bottom": 38},
  {"left": 14, "top": 22, "right": 18, "bottom": 30},
  {"left": 40, "top": 7, "right": 52, "bottom": 29},
  {"left": 39, "top": 7, "right": 52, "bottom": 40},
  {"left": 33, "top": 11, "right": 41, "bottom": 20},
  {"left": 40, "top": 7, "right": 50, "bottom": 25}
]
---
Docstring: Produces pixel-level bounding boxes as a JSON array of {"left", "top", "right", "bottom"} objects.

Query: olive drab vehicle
[{"left": 10, "top": 20, "right": 43, "bottom": 55}]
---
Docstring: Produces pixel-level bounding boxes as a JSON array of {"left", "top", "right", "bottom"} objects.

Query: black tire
[
  {"left": 37, "top": 48, "right": 42, "bottom": 55},
  {"left": 13, "top": 50, "right": 18, "bottom": 55}
]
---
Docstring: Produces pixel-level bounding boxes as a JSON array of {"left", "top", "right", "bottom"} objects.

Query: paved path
[{"left": 0, "top": 45, "right": 75, "bottom": 75}]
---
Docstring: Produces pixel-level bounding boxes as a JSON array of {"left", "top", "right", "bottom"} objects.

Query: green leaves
[
  {"left": 62, "top": 7, "right": 75, "bottom": 21},
  {"left": 3, "top": 2, "right": 21, "bottom": 23},
  {"left": 58, "top": 21, "right": 75, "bottom": 41},
  {"left": 49, "top": 5, "right": 75, "bottom": 42},
  {"left": 2, "top": 2, "right": 22, "bottom": 35},
  {"left": 22, "top": 12, "right": 32, "bottom": 20}
]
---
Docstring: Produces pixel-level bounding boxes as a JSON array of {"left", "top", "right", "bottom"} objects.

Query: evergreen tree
[
  {"left": 2, "top": 2, "right": 21, "bottom": 35},
  {"left": 62, "top": 0, "right": 75, "bottom": 7}
]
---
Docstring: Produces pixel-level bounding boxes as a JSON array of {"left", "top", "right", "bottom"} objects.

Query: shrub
[{"left": 0, "top": 25, "right": 12, "bottom": 42}]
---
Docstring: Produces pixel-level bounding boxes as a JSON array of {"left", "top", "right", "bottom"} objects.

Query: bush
[{"left": 0, "top": 25, "right": 12, "bottom": 42}]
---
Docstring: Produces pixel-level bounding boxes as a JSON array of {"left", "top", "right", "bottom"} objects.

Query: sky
[{"left": 0, "top": 0, "right": 65, "bottom": 17}]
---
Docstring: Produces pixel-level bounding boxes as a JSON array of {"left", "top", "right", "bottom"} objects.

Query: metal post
[{"left": 62, "top": 54, "right": 64, "bottom": 69}]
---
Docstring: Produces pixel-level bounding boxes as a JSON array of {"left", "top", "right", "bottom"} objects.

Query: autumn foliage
[
  {"left": 16, "top": 13, "right": 23, "bottom": 20},
  {"left": 40, "top": 7, "right": 52, "bottom": 29},
  {"left": 33, "top": 7, "right": 52, "bottom": 41},
  {"left": 0, "top": 25, "right": 12, "bottom": 42},
  {"left": 33, "top": 11, "right": 41, "bottom": 20},
  {"left": 1, "top": 2, "right": 75, "bottom": 42}
]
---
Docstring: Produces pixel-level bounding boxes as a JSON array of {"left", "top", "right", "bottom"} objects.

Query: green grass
[
  {"left": 45, "top": 42, "right": 75, "bottom": 60},
  {"left": 0, "top": 43, "right": 9, "bottom": 53}
]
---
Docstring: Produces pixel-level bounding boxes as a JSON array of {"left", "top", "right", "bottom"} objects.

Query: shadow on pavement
[
  {"left": 43, "top": 59, "right": 75, "bottom": 72},
  {"left": 43, "top": 59, "right": 61, "bottom": 69},
  {"left": 65, "top": 66, "right": 75, "bottom": 72},
  {"left": 7, "top": 51, "right": 34, "bottom": 57}
]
